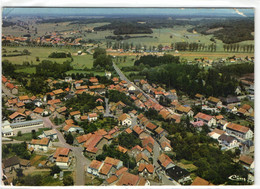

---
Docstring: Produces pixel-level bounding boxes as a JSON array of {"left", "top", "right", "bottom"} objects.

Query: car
[{"left": 168, "top": 178, "right": 173, "bottom": 181}]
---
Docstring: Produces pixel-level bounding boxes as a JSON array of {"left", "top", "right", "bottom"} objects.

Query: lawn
[
  {"left": 30, "top": 170, "right": 64, "bottom": 186},
  {"left": 15, "top": 67, "right": 36, "bottom": 74},
  {"left": 11, "top": 128, "right": 49, "bottom": 141},
  {"left": 177, "top": 159, "right": 198, "bottom": 172},
  {"left": 71, "top": 54, "right": 94, "bottom": 69}
]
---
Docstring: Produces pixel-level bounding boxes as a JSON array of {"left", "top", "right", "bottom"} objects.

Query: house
[
  {"left": 63, "top": 124, "right": 84, "bottom": 134},
  {"left": 33, "top": 107, "right": 44, "bottom": 115},
  {"left": 89, "top": 77, "right": 99, "bottom": 85},
  {"left": 18, "top": 95, "right": 30, "bottom": 103},
  {"left": 56, "top": 107, "right": 67, "bottom": 115},
  {"left": 87, "top": 160, "right": 103, "bottom": 176},
  {"left": 2, "top": 156, "right": 20, "bottom": 173},
  {"left": 207, "top": 96, "right": 222, "bottom": 107},
  {"left": 104, "top": 157, "right": 123, "bottom": 170},
  {"left": 225, "top": 122, "right": 253, "bottom": 140},
  {"left": 136, "top": 153, "right": 149, "bottom": 166},
  {"left": 33, "top": 100, "right": 43, "bottom": 107},
  {"left": 175, "top": 105, "right": 194, "bottom": 117},
  {"left": 6, "top": 83, "right": 18, "bottom": 94},
  {"left": 70, "top": 111, "right": 81, "bottom": 119},
  {"left": 115, "top": 167, "right": 128, "bottom": 177},
  {"left": 159, "top": 109, "right": 171, "bottom": 120},
  {"left": 117, "top": 145, "right": 128, "bottom": 154},
  {"left": 9, "top": 112, "right": 26, "bottom": 123},
  {"left": 166, "top": 166, "right": 191, "bottom": 184},
  {"left": 158, "top": 153, "right": 175, "bottom": 170},
  {"left": 128, "top": 145, "right": 143, "bottom": 157},
  {"left": 208, "top": 128, "right": 226, "bottom": 140},
  {"left": 29, "top": 138, "right": 52, "bottom": 151},
  {"left": 239, "top": 155, "right": 254, "bottom": 173},
  {"left": 142, "top": 146, "right": 153, "bottom": 158},
  {"left": 239, "top": 140, "right": 254, "bottom": 155},
  {"left": 88, "top": 113, "right": 98, "bottom": 122},
  {"left": 42, "top": 129, "right": 58, "bottom": 140},
  {"left": 53, "top": 89, "right": 64, "bottom": 96},
  {"left": 226, "top": 104, "right": 238, "bottom": 113},
  {"left": 1, "top": 120, "right": 13, "bottom": 137},
  {"left": 222, "top": 96, "right": 240, "bottom": 106},
  {"left": 65, "top": 76, "right": 72, "bottom": 82},
  {"left": 142, "top": 136, "right": 155, "bottom": 150},
  {"left": 138, "top": 163, "right": 154, "bottom": 179},
  {"left": 195, "top": 93, "right": 205, "bottom": 101},
  {"left": 19, "top": 159, "right": 31, "bottom": 169},
  {"left": 145, "top": 122, "right": 157, "bottom": 132},
  {"left": 218, "top": 134, "right": 239, "bottom": 149},
  {"left": 95, "top": 106, "right": 105, "bottom": 114},
  {"left": 99, "top": 163, "right": 113, "bottom": 179},
  {"left": 191, "top": 176, "right": 214, "bottom": 185},
  {"left": 105, "top": 71, "right": 112, "bottom": 79},
  {"left": 125, "top": 128, "right": 133, "bottom": 134},
  {"left": 118, "top": 113, "right": 132, "bottom": 126},
  {"left": 194, "top": 112, "right": 216, "bottom": 127},
  {"left": 116, "top": 172, "right": 149, "bottom": 186},
  {"left": 56, "top": 156, "right": 71, "bottom": 169},
  {"left": 154, "top": 127, "right": 168, "bottom": 138}
]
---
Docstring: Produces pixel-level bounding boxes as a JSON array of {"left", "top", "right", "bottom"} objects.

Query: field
[
  {"left": 71, "top": 54, "right": 94, "bottom": 69},
  {"left": 2, "top": 46, "right": 72, "bottom": 65},
  {"left": 11, "top": 128, "right": 49, "bottom": 141}
]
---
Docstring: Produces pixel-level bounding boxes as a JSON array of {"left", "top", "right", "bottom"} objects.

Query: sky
[{"left": 2, "top": 8, "right": 254, "bottom": 17}]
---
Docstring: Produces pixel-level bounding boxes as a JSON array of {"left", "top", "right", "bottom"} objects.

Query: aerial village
[{"left": 2, "top": 68, "right": 254, "bottom": 186}]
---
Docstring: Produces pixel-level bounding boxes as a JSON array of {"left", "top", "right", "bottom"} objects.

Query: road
[
  {"left": 104, "top": 98, "right": 114, "bottom": 118},
  {"left": 2, "top": 84, "right": 16, "bottom": 98},
  {"left": 113, "top": 62, "right": 158, "bottom": 104},
  {"left": 43, "top": 116, "right": 91, "bottom": 186}
]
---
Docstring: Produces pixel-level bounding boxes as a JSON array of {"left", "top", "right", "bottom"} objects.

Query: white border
[{"left": 0, "top": 0, "right": 259, "bottom": 189}]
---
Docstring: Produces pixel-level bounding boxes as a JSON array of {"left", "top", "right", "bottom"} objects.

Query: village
[{"left": 1, "top": 60, "right": 254, "bottom": 186}]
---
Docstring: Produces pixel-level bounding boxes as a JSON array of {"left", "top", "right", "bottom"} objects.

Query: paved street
[
  {"left": 2, "top": 84, "right": 16, "bottom": 98},
  {"left": 113, "top": 62, "right": 158, "bottom": 104},
  {"left": 43, "top": 116, "right": 91, "bottom": 186},
  {"left": 104, "top": 98, "right": 114, "bottom": 117}
]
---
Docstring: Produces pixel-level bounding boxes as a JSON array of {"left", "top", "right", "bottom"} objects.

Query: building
[
  {"left": 207, "top": 96, "right": 222, "bottom": 107},
  {"left": 218, "top": 134, "right": 239, "bottom": 149},
  {"left": 104, "top": 157, "right": 123, "bottom": 170},
  {"left": 118, "top": 113, "right": 132, "bottom": 126},
  {"left": 166, "top": 166, "right": 191, "bottom": 184},
  {"left": 10, "top": 119, "right": 44, "bottom": 136},
  {"left": 224, "top": 122, "right": 253, "bottom": 140},
  {"left": 158, "top": 153, "right": 175, "bottom": 170},
  {"left": 29, "top": 138, "right": 52, "bottom": 151},
  {"left": 191, "top": 176, "right": 214, "bottom": 185},
  {"left": 194, "top": 112, "right": 216, "bottom": 127},
  {"left": 115, "top": 172, "right": 149, "bottom": 186},
  {"left": 2, "top": 156, "right": 20, "bottom": 173},
  {"left": 138, "top": 163, "right": 154, "bottom": 179},
  {"left": 1, "top": 120, "right": 13, "bottom": 137},
  {"left": 87, "top": 160, "right": 103, "bottom": 177},
  {"left": 9, "top": 112, "right": 26, "bottom": 123},
  {"left": 88, "top": 113, "right": 98, "bottom": 122},
  {"left": 39, "top": 129, "right": 57, "bottom": 140}
]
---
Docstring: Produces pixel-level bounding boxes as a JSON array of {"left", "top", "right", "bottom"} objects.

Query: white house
[
  {"left": 56, "top": 156, "right": 71, "bottom": 169},
  {"left": 63, "top": 125, "right": 84, "bottom": 133},
  {"left": 65, "top": 77, "right": 72, "bottom": 82},
  {"left": 87, "top": 160, "right": 103, "bottom": 177},
  {"left": 224, "top": 122, "right": 253, "bottom": 140},
  {"left": 42, "top": 129, "right": 58, "bottom": 140},
  {"left": 88, "top": 113, "right": 98, "bottom": 122},
  {"left": 194, "top": 112, "right": 216, "bottom": 127},
  {"left": 118, "top": 113, "right": 132, "bottom": 126},
  {"left": 29, "top": 138, "right": 52, "bottom": 152},
  {"left": 105, "top": 71, "right": 112, "bottom": 79},
  {"left": 218, "top": 134, "right": 239, "bottom": 149},
  {"left": 2, "top": 120, "right": 13, "bottom": 137}
]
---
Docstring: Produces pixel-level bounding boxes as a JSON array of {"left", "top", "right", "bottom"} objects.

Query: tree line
[{"left": 223, "top": 44, "right": 254, "bottom": 53}]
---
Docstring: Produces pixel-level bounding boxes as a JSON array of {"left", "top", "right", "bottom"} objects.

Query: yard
[{"left": 11, "top": 128, "right": 50, "bottom": 141}]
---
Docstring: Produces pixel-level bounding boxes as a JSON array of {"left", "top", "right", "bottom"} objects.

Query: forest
[
  {"left": 188, "top": 17, "right": 254, "bottom": 44},
  {"left": 136, "top": 55, "right": 254, "bottom": 97}
]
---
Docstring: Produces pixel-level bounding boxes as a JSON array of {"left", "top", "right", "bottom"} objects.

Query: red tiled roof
[
  {"left": 239, "top": 155, "right": 254, "bottom": 165},
  {"left": 115, "top": 167, "right": 128, "bottom": 176},
  {"left": 158, "top": 153, "right": 173, "bottom": 168},
  {"left": 9, "top": 112, "right": 26, "bottom": 120},
  {"left": 34, "top": 107, "right": 44, "bottom": 114},
  {"left": 88, "top": 113, "right": 98, "bottom": 118},
  {"left": 53, "top": 89, "right": 64, "bottom": 95},
  {"left": 138, "top": 163, "right": 154, "bottom": 174},
  {"left": 226, "top": 122, "right": 250, "bottom": 134},
  {"left": 191, "top": 177, "right": 214, "bottom": 185},
  {"left": 194, "top": 112, "right": 213, "bottom": 122},
  {"left": 116, "top": 172, "right": 144, "bottom": 186},
  {"left": 136, "top": 152, "right": 149, "bottom": 163},
  {"left": 133, "top": 125, "right": 144, "bottom": 135},
  {"left": 146, "top": 122, "right": 157, "bottom": 131},
  {"left": 47, "top": 99, "right": 61, "bottom": 105},
  {"left": 99, "top": 163, "right": 113, "bottom": 175},
  {"left": 125, "top": 128, "right": 132, "bottom": 134},
  {"left": 19, "top": 95, "right": 29, "bottom": 101},
  {"left": 106, "top": 175, "right": 118, "bottom": 184},
  {"left": 53, "top": 147, "right": 70, "bottom": 158},
  {"left": 65, "top": 119, "right": 74, "bottom": 125},
  {"left": 70, "top": 111, "right": 81, "bottom": 116},
  {"left": 56, "top": 156, "right": 69, "bottom": 163},
  {"left": 89, "top": 160, "right": 103, "bottom": 170},
  {"left": 76, "top": 133, "right": 92, "bottom": 144},
  {"left": 104, "top": 157, "right": 121, "bottom": 166},
  {"left": 117, "top": 145, "right": 128, "bottom": 154}
]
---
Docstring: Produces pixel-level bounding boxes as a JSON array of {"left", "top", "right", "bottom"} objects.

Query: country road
[
  {"left": 43, "top": 116, "right": 91, "bottom": 186},
  {"left": 113, "top": 62, "right": 158, "bottom": 104}
]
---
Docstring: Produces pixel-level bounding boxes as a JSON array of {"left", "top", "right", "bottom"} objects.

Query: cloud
[{"left": 234, "top": 8, "right": 247, "bottom": 17}]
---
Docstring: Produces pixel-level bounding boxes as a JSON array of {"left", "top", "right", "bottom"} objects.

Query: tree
[
  {"left": 17, "top": 131, "right": 22, "bottom": 137},
  {"left": 93, "top": 54, "right": 113, "bottom": 69},
  {"left": 63, "top": 175, "right": 74, "bottom": 186},
  {"left": 50, "top": 165, "right": 61, "bottom": 176},
  {"left": 65, "top": 133, "right": 74, "bottom": 145},
  {"left": 93, "top": 48, "right": 106, "bottom": 59},
  {"left": 31, "top": 130, "right": 37, "bottom": 139}
]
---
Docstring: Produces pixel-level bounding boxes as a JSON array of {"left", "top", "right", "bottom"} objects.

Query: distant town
[{"left": 2, "top": 7, "right": 254, "bottom": 186}]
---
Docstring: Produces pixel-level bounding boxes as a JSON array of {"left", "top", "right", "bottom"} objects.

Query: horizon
[{"left": 2, "top": 8, "right": 254, "bottom": 17}]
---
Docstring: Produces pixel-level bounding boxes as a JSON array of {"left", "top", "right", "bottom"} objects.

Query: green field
[
  {"left": 2, "top": 46, "right": 72, "bottom": 65},
  {"left": 11, "top": 128, "right": 49, "bottom": 141},
  {"left": 15, "top": 67, "right": 36, "bottom": 74},
  {"left": 71, "top": 54, "right": 94, "bottom": 69}
]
